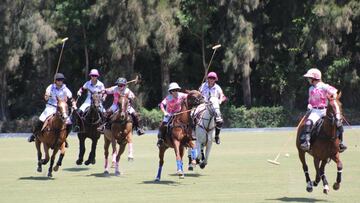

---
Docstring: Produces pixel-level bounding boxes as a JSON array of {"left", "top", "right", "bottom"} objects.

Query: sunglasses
[
  {"left": 118, "top": 84, "right": 125, "bottom": 87},
  {"left": 170, "top": 89, "right": 179, "bottom": 93},
  {"left": 90, "top": 75, "right": 98, "bottom": 77},
  {"left": 55, "top": 79, "right": 64, "bottom": 81},
  {"left": 208, "top": 77, "right": 216, "bottom": 80}
]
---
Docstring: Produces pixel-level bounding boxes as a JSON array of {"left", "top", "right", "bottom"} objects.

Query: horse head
[
  {"left": 115, "top": 94, "right": 129, "bottom": 121},
  {"left": 90, "top": 90, "right": 102, "bottom": 109},
  {"left": 186, "top": 90, "right": 204, "bottom": 108},
  {"left": 56, "top": 96, "right": 69, "bottom": 122},
  {"left": 326, "top": 91, "right": 343, "bottom": 125}
]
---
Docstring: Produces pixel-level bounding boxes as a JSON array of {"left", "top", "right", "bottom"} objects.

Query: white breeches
[
  {"left": 79, "top": 100, "right": 105, "bottom": 113},
  {"left": 307, "top": 109, "right": 326, "bottom": 124},
  {"left": 39, "top": 104, "right": 72, "bottom": 124},
  {"left": 109, "top": 104, "right": 135, "bottom": 114}
]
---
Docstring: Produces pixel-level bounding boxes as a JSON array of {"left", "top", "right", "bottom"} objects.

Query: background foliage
[{"left": 1, "top": 0, "right": 360, "bottom": 131}]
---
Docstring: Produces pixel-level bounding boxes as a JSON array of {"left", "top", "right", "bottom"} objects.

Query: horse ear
[{"left": 337, "top": 91, "right": 342, "bottom": 99}]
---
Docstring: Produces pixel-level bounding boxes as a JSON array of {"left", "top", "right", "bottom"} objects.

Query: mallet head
[
  {"left": 212, "top": 44, "right": 221, "bottom": 50},
  {"left": 61, "top": 37, "right": 69, "bottom": 42}
]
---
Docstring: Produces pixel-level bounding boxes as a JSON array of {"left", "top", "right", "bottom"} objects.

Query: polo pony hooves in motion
[
  {"left": 297, "top": 93, "right": 344, "bottom": 194},
  {"left": 74, "top": 91, "right": 103, "bottom": 166},
  {"left": 155, "top": 90, "right": 201, "bottom": 181},
  {"left": 34, "top": 97, "right": 69, "bottom": 177},
  {"left": 103, "top": 95, "right": 133, "bottom": 176},
  {"left": 188, "top": 94, "right": 217, "bottom": 170}
]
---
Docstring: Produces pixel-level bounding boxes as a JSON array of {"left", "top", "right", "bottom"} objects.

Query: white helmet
[
  {"left": 168, "top": 82, "right": 181, "bottom": 92},
  {"left": 303, "top": 68, "right": 322, "bottom": 80}
]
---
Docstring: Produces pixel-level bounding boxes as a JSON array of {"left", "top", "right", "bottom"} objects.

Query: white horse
[{"left": 188, "top": 96, "right": 218, "bottom": 170}]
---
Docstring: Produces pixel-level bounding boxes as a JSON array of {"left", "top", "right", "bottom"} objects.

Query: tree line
[{"left": 1, "top": 0, "right": 359, "bottom": 121}]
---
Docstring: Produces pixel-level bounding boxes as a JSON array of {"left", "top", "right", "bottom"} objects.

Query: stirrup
[
  {"left": 73, "top": 125, "right": 80, "bottom": 132},
  {"left": 27, "top": 135, "right": 36, "bottom": 143},
  {"left": 157, "top": 138, "right": 164, "bottom": 147},
  {"left": 339, "top": 143, "right": 347, "bottom": 153},
  {"left": 300, "top": 142, "right": 310, "bottom": 151},
  {"left": 97, "top": 125, "right": 105, "bottom": 133},
  {"left": 136, "top": 128, "right": 145, "bottom": 136}
]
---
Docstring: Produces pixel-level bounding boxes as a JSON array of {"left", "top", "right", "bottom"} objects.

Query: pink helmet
[
  {"left": 303, "top": 68, "right": 321, "bottom": 80},
  {"left": 207, "top": 72, "right": 218, "bottom": 81},
  {"left": 89, "top": 69, "right": 100, "bottom": 77}
]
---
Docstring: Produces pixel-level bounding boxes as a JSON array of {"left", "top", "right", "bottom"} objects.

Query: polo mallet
[
  {"left": 54, "top": 37, "right": 69, "bottom": 75},
  {"left": 200, "top": 44, "right": 222, "bottom": 85},
  {"left": 126, "top": 75, "right": 140, "bottom": 85},
  {"left": 267, "top": 113, "right": 309, "bottom": 165}
]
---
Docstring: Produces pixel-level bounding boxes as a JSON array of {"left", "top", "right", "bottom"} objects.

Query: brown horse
[
  {"left": 155, "top": 90, "right": 200, "bottom": 181},
  {"left": 103, "top": 94, "right": 133, "bottom": 176},
  {"left": 75, "top": 90, "right": 103, "bottom": 166},
  {"left": 296, "top": 93, "right": 343, "bottom": 194},
  {"left": 35, "top": 97, "right": 68, "bottom": 177}
]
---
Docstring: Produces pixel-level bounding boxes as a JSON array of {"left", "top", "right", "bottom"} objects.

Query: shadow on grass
[
  {"left": 168, "top": 173, "right": 204, "bottom": 178},
  {"left": 18, "top": 176, "right": 53, "bottom": 181},
  {"left": 141, "top": 180, "right": 180, "bottom": 185},
  {"left": 265, "top": 197, "right": 329, "bottom": 202},
  {"left": 62, "top": 167, "right": 90, "bottom": 172},
  {"left": 87, "top": 172, "right": 112, "bottom": 178}
]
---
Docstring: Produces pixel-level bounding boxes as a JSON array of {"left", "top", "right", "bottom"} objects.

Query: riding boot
[
  {"left": 337, "top": 124, "right": 347, "bottom": 153},
  {"left": 28, "top": 120, "right": 43, "bottom": 142},
  {"left": 131, "top": 113, "right": 145, "bottom": 136},
  {"left": 300, "top": 120, "right": 313, "bottom": 151},
  {"left": 214, "top": 120, "right": 223, "bottom": 145},
  {"left": 157, "top": 122, "right": 167, "bottom": 147}
]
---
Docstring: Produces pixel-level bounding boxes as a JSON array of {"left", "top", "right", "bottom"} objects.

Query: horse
[
  {"left": 34, "top": 97, "right": 68, "bottom": 177},
  {"left": 75, "top": 90, "right": 103, "bottom": 166},
  {"left": 296, "top": 93, "right": 343, "bottom": 194},
  {"left": 103, "top": 94, "right": 133, "bottom": 176},
  {"left": 188, "top": 95, "right": 217, "bottom": 170},
  {"left": 155, "top": 90, "right": 200, "bottom": 181}
]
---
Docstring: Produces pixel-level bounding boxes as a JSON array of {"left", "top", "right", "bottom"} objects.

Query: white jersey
[
  {"left": 45, "top": 84, "right": 73, "bottom": 106},
  {"left": 81, "top": 80, "right": 105, "bottom": 103},
  {"left": 199, "top": 82, "right": 225, "bottom": 103}
]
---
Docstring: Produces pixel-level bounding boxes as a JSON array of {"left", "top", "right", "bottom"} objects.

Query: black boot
[
  {"left": 157, "top": 123, "right": 166, "bottom": 147},
  {"left": 214, "top": 120, "right": 223, "bottom": 145},
  {"left": 337, "top": 125, "right": 347, "bottom": 153},
  {"left": 28, "top": 120, "right": 43, "bottom": 142},
  {"left": 300, "top": 120, "right": 312, "bottom": 151},
  {"left": 131, "top": 113, "right": 145, "bottom": 136}
]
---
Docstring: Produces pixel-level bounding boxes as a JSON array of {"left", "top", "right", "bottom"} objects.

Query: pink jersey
[
  {"left": 160, "top": 92, "right": 188, "bottom": 114},
  {"left": 308, "top": 82, "right": 337, "bottom": 108},
  {"left": 105, "top": 86, "right": 135, "bottom": 105}
]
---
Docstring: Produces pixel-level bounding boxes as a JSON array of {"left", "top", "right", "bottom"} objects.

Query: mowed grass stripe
[{"left": 0, "top": 129, "right": 359, "bottom": 203}]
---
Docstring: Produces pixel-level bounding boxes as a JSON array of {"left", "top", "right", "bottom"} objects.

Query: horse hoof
[
  {"left": 323, "top": 185, "right": 329, "bottom": 194},
  {"left": 115, "top": 171, "right": 121, "bottom": 176},
  {"left": 37, "top": 167, "right": 42, "bottom": 173},
  {"left": 188, "top": 165, "right": 193, "bottom": 171},
  {"left": 84, "top": 160, "right": 91, "bottom": 166},
  {"left": 179, "top": 174, "right": 185, "bottom": 179},
  {"left": 76, "top": 159, "right": 83, "bottom": 165},
  {"left": 155, "top": 177, "right": 160, "bottom": 182},
  {"left": 200, "top": 163, "right": 206, "bottom": 169},
  {"left": 333, "top": 182, "right": 340, "bottom": 190},
  {"left": 91, "top": 159, "right": 96, "bottom": 165},
  {"left": 104, "top": 170, "right": 110, "bottom": 176},
  {"left": 53, "top": 165, "right": 59, "bottom": 172},
  {"left": 306, "top": 187, "right": 313, "bottom": 193},
  {"left": 313, "top": 181, "right": 319, "bottom": 187},
  {"left": 41, "top": 159, "right": 48, "bottom": 165},
  {"left": 47, "top": 173, "right": 52, "bottom": 178},
  {"left": 128, "top": 157, "right": 134, "bottom": 162}
]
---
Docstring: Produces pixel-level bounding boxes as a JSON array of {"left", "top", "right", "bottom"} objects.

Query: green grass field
[{"left": 1, "top": 129, "right": 360, "bottom": 203}]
